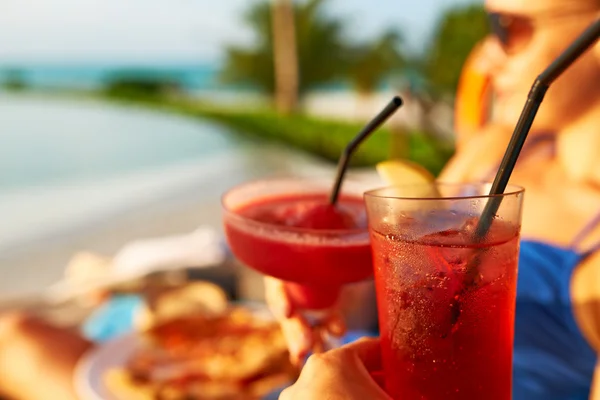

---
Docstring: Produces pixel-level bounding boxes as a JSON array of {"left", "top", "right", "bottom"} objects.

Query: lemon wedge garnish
[
  {"left": 376, "top": 159, "right": 435, "bottom": 186},
  {"left": 375, "top": 159, "right": 440, "bottom": 198},
  {"left": 370, "top": 159, "right": 446, "bottom": 224}
]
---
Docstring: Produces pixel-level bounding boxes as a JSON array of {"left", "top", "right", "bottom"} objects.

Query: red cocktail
[
  {"left": 365, "top": 183, "right": 523, "bottom": 400},
  {"left": 222, "top": 177, "right": 374, "bottom": 310}
]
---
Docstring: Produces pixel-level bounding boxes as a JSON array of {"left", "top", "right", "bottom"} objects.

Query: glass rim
[
  {"left": 221, "top": 175, "right": 371, "bottom": 208},
  {"left": 221, "top": 176, "right": 370, "bottom": 235},
  {"left": 363, "top": 182, "right": 525, "bottom": 201},
  {"left": 222, "top": 207, "right": 369, "bottom": 235}
]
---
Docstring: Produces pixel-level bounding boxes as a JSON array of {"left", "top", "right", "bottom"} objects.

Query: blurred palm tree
[
  {"left": 271, "top": 0, "right": 299, "bottom": 114},
  {"left": 221, "top": 2, "right": 275, "bottom": 94},
  {"left": 347, "top": 30, "right": 405, "bottom": 96},
  {"left": 294, "top": 0, "right": 351, "bottom": 94},
  {"left": 222, "top": 0, "right": 350, "bottom": 110}
]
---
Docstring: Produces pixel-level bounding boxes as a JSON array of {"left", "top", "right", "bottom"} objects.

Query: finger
[
  {"left": 280, "top": 315, "right": 313, "bottom": 364},
  {"left": 343, "top": 337, "right": 383, "bottom": 372},
  {"left": 313, "top": 326, "right": 326, "bottom": 354},
  {"left": 264, "top": 277, "right": 292, "bottom": 319},
  {"left": 324, "top": 311, "right": 346, "bottom": 337}
]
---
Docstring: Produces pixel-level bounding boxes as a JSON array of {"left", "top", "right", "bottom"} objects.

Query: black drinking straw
[
  {"left": 329, "top": 96, "right": 403, "bottom": 205},
  {"left": 474, "top": 18, "right": 600, "bottom": 240}
]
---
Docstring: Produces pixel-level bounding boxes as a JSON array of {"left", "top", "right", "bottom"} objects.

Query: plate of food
[{"left": 74, "top": 282, "right": 299, "bottom": 400}]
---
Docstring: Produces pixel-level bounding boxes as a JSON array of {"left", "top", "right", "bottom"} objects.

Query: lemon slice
[
  {"left": 376, "top": 159, "right": 435, "bottom": 186},
  {"left": 375, "top": 159, "right": 440, "bottom": 198},
  {"left": 370, "top": 159, "right": 447, "bottom": 225}
]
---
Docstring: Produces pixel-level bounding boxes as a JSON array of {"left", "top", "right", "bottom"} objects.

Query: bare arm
[{"left": 571, "top": 252, "right": 600, "bottom": 400}]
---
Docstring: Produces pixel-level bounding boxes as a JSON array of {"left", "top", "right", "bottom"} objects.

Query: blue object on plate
[{"left": 82, "top": 295, "right": 142, "bottom": 342}]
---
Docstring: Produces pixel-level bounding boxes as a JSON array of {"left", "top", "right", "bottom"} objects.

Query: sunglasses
[
  {"left": 488, "top": 12, "right": 535, "bottom": 54},
  {"left": 488, "top": 9, "right": 598, "bottom": 54}
]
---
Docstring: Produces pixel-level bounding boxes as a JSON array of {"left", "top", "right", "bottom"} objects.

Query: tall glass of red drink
[{"left": 364, "top": 183, "right": 524, "bottom": 400}]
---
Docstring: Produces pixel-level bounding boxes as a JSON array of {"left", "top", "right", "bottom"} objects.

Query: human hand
[
  {"left": 279, "top": 337, "right": 391, "bottom": 400},
  {"left": 0, "top": 313, "right": 93, "bottom": 400},
  {"left": 264, "top": 277, "right": 346, "bottom": 364}
]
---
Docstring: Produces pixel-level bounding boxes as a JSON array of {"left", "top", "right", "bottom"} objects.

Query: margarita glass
[{"left": 222, "top": 177, "right": 374, "bottom": 311}]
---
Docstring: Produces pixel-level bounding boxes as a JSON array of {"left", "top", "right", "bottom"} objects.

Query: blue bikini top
[{"left": 514, "top": 222, "right": 600, "bottom": 400}]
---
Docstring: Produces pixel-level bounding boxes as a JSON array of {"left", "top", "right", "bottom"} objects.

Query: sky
[{"left": 0, "top": 0, "right": 482, "bottom": 65}]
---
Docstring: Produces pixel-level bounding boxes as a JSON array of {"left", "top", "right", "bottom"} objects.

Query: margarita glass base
[{"left": 283, "top": 282, "right": 341, "bottom": 310}]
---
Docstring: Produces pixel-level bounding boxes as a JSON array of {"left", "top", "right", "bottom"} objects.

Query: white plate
[{"left": 74, "top": 333, "right": 141, "bottom": 400}]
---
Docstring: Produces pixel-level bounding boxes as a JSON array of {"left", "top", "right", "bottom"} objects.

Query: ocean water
[
  {"left": 0, "top": 64, "right": 412, "bottom": 92},
  {"left": 0, "top": 64, "right": 226, "bottom": 91},
  {"left": 0, "top": 93, "right": 247, "bottom": 250},
  {"left": 0, "top": 93, "right": 239, "bottom": 190}
]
